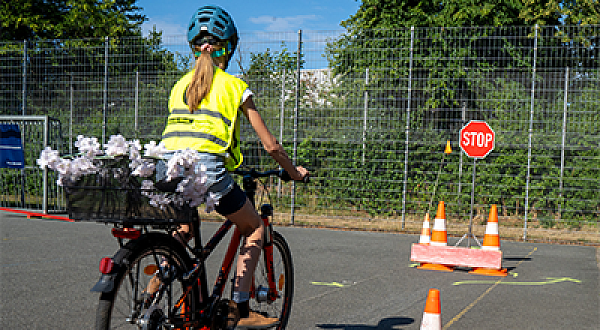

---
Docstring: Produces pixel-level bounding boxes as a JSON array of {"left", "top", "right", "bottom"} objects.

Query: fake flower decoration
[{"left": 37, "top": 135, "right": 219, "bottom": 213}]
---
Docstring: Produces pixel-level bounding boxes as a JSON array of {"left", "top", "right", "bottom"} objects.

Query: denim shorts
[{"left": 156, "top": 152, "right": 246, "bottom": 215}]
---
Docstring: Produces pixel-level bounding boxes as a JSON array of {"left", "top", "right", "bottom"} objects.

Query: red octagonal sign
[{"left": 460, "top": 120, "right": 495, "bottom": 159}]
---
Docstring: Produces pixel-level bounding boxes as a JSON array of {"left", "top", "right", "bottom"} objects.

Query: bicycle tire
[
  {"left": 248, "top": 231, "right": 294, "bottom": 329},
  {"left": 95, "top": 233, "right": 197, "bottom": 330}
]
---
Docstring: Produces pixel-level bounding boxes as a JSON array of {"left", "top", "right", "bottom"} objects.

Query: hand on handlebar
[{"left": 285, "top": 166, "right": 310, "bottom": 183}]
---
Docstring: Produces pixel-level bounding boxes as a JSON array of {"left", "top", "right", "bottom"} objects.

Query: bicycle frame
[
  {"left": 191, "top": 215, "right": 278, "bottom": 304},
  {"left": 158, "top": 191, "right": 279, "bottom": 327}
]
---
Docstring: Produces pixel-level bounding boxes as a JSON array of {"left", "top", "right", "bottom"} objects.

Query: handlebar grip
[
  {"left": 279, "top": 170, "right": 310, "bottom": 183},
  {"left": 279, "top": 169, "right": 292, "bottom": 182},
  {"left": 301, "top": 174, "right": 310, "bottom": 184}
]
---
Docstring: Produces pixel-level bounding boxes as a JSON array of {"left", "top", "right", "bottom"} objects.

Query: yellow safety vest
[{"left": 162, "top": 67, "right": 247, "bottom": 170}]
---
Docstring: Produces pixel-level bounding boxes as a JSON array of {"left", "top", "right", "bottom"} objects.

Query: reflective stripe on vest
[{"left": 162, "top": 68, "right": 247, "bottom": 170}]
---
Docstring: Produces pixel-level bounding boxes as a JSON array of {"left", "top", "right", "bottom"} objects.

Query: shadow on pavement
[{"left": 317, "top": 317, "right": 415, "bottom": 329}]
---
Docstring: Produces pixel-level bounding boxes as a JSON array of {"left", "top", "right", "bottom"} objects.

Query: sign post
[{"left": 457, "top": 120, "right": 495, "bottom": 247}]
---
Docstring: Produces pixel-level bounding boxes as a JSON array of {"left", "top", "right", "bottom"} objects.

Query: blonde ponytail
[{"left": 186, "top": 49, "right": 213, "bottom": 113}]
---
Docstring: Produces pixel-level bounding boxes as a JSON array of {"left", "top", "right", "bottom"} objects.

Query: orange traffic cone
[
  {"left": 430, "top": 201, "right": 447, "bottom": 247},
  {"left": 470, "top": 205, "right": 507, "bottom": 276},
  {"left": 444, "top": 140, "right": 452, "bottom": 154},
  {"left": 481, "top": 204, "right": 500, "bottom": 251},
  {"left": 418, "top": 202, "right": 454, "bottom": 272},
  {"left": 419, "top": 214, "right": 431, "bottom": 245},
  {"left": 420, "top": 288, "right": 442, "bottom": 330}
]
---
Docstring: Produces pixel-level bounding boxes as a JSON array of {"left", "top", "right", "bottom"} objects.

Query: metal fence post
[
  {"left": 69, "top": 74, "right": 74, "bottom": 154},
  {"left": 22, "top": 40, "right": 27, "bottom": 116},
  {"left": 43, "top": 116, "right": 49, "bottom": 213},
  {"left": 135, "top": 71, "right": 139, "bottom": 138},
  {"left": 459, "top": 101, "right": 466, "bottom": 214},
  {"left": 559, "top": 67, "right": 569, "bottom": 219},
  {"left": 102, "top": 36, "right": 109, "bottom": 145},
  {"left": 524, "top": 25, "right": 539, "bottom": 241},
  {"left": 362, "top": 68, "right": 369, "bottom": 165},
  {"left": 290, "top": 29, "right": 302, "bottom": 225},
  {"left": 401, "top": 26, "right": 415, "bottom": 229},
  {"left": 278, "top": 69, "right": 286, "bottom": 198},
  {"left": 21, "top": 40, "right": 28, "bottom": 207}
]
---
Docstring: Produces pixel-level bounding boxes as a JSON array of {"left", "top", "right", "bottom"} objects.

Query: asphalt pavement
[{"left": 1, "top": 210, "right": 598, "bottom": 329}]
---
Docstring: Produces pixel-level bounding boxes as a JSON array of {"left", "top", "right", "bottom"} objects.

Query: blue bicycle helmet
[{"left": 187, "top": 5, "right": 238, "bottom": 64}]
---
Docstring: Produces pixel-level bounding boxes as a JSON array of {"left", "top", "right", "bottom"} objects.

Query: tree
[
  {"left": 342, "top": 0, "right": 600, "bottom": 31},
  {"left": 0, "top": 0, "right": 145, "bottom": 41},
  {"left": 327, "top": 1, "right": 598, "bottom": 131}
]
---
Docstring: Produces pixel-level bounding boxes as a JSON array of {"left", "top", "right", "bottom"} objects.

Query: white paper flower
[
  {"left": 69, "top": 156, "right": 97, "bottom": 178},
  {"left": 75, "top": 135, "right": 101, "bottom": 157},
  {"left": 204, "top": 192, "right": 219, "bottom": 213},
  {"left": 37, "top": 135, "right": 219, "bottom": 212},
  {"left": 132, "top": 160, "right": 156, "bottom": 177},
  {"left": 141, "top": 180, "right": 155, "bottom": 190},
  {"left": 144, "top": 141, "right": 168, "bottom": 158},
  {"left": 128, "top": 140, "right": 142, "bottom": 160},
  {"left": 104, "top": 135, "right": 129, "bottom": 157},
  {"left": 37, "top": 147, "right": 61, "bottom": 169},
  {"left": 54, "top": 158, "right": 72, "bottom": 175}
]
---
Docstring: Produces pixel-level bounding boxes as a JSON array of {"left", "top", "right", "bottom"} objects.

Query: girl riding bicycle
[{"left": 157, "top": 5, "right": 309, "bottom": 329}]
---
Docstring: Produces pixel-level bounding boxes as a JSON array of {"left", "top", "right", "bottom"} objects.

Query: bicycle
[{"left": 68, "top": 166, "right": 302, "bottom": 330}]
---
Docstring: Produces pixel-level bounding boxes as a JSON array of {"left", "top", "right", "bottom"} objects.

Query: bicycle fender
[{"left": 91, "top": 273, "right": 118, "bottom": 293}]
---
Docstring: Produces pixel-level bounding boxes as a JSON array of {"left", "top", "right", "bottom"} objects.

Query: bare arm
[{"left": 241, "top": 96, "right": 309, "bottom": 181}]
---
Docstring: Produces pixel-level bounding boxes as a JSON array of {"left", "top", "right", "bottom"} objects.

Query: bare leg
[{"left": 225, "top": 198, "right": 264, "bottom": 293}]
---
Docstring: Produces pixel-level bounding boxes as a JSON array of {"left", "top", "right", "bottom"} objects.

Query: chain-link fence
[
  {"left": 0, "top": 116, "right": 64, "bottom": 212},
  {"left": 1, "top": 25, "right": 598, "bottom": 241}
]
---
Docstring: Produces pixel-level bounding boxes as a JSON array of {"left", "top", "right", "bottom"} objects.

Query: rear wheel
[
  {"left": 95, "top": 233, "right": 197, "bottom": 330},
  {"left": 249, "top": 231, "right": 294, "bottom": 329}
]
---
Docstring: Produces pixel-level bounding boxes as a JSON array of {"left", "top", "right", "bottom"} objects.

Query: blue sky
[{"left": 139, "top": 0, "right": 361, "bottom": 37}]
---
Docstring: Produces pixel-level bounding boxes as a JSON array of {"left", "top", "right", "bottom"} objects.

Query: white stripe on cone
[
  {"left": 430, "top": 217, "right": 447, "bottom": 247},
  {"left": 419, "top": 221, "right": 430, "bottom": 244},
  {"left": 420, "top": 312, "right": 442, "bottom": 330},
  {"left": 485, "top": 222, "right": 498, "bottom": 235}
]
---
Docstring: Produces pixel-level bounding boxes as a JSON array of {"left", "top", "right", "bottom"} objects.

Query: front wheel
[
  {"left": 95, "top": 233, "right": 197, "bottom": 330},
  {"left": 249, "top": 231, "right": 294, "bottom": 329}
]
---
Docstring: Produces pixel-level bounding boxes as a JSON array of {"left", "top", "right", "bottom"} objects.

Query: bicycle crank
[
  {"left": 210, "top": 299, "right": 232, "bottom": 330},
  {"left": 138, "top": 305, "right": 166, "bottom": 330}
]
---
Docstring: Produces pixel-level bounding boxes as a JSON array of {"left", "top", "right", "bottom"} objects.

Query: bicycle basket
[{"left": 64, "top": 166, "right": 192, "bottom": 224}]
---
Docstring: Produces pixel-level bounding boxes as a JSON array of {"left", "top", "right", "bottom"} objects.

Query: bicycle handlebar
[{"left": 233, "top": 168, "right": 310, "bottom": 184}]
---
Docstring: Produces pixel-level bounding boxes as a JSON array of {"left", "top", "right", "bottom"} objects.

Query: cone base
[
  {"left": 469, "top": 267, "right": 508, "bottom": 277},
  {"left": 418, "top": 263, "right": 454, "bottom": 272}
]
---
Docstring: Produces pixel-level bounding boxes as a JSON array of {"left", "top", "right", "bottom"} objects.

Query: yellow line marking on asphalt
[
  {"left": 311, "top": 281, "right": 350, "bottom": 288},
  {"left": 3, "top": 237, "right": 33, "bottom": 241},
  {"left": 453, "top": 277, "right": 581, "bottom": 286},
  {"left": 444, "top": 279, "right": 502, "bottom": 329},
  {"left": 443, "top": 246, "right": 538, "bottom": 329}
]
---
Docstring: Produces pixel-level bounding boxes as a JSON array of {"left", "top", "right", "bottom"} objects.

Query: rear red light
[
  {"left": 99, "top": 257, "right": 114, "bottom": 274},
  {"left": 111, "top": 227, "right": 141, "bottom": 240}
]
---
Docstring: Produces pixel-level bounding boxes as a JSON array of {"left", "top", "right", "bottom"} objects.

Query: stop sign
[{"left": 460, "top": 120, "right": 495, "bottom": 158}]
